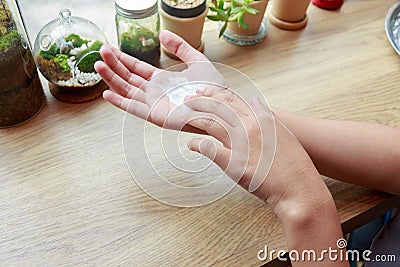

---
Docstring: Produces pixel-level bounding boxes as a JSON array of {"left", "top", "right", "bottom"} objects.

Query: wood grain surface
[{"left": 0, "top": 0, "right": 399, "bottom": 266}]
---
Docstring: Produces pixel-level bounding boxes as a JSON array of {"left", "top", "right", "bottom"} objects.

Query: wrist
[
  {"left": 275, "top": 189, "right": 346, "bottom": 267},
  {"left": 276, "top": 187, "right": 338, "bottom": 227},
  {"left": 270, "top": 168, "right": 336, "bottom": 223}
]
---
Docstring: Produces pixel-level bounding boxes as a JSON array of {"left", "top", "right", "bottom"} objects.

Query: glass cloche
[{"left": 33, "top": 9, "right": 109, "bottom": 103}]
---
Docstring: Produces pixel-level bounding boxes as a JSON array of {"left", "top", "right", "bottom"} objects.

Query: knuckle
[
  {"left": 203, "top": 87, "right": 214, "bottom": 97},
  {"left": 220, "top": 88, "right": 235, "bottom": 103},
  {"left": 223, "top": 92, "right": 235, "bottom": 104},
  {"left": 127, "top": 73, "right": 135, "bottom": 85},
  {"left": 201, "top": 139, "right": 215, "bottom": 154},
  {"left": 130, "top": 57, "right": 139, "bottom": 70},
  {"left": 124, "top": 84, "right": 133, "bottom": 97},
  {"left": 204, "top": 117, "right": 217, "bottom": 129}
]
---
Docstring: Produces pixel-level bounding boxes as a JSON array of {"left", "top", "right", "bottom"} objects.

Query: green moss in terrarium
[
  {"left": 76, "top": 51, "right": 102, "bottom": 73},
  {"left": 54, "top": 54, "right": 70, "bottom": 72},
  {"left": 39, "top": 43, "right": 60, "bottom": 60},
  {"left": 65, "top": 33, "right": 88, "bottom": 48},
  {"left": 119, "top": 26, "right": 160, "bottom": 66},
  {"left": 76, "top": 40, "right": 103, "bottom": 58},
  {"left": 76, "top": 40, "right": 103, "bottom": 73},
  {"left": 120, "top": 26, "right": 159, "bottom": 54},
  {"left": 0, "top": 0, "right": 13, "bottom": 35},
  {"left": 0, "top": 28, "right": 18, "bottom": 53}
]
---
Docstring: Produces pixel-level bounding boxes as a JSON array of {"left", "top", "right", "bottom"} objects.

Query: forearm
[
  {"left": 262, "top": 119, "right": 348, "bottom": 266},
  {"left": 273, "top": 109, "right": 400, "bottom": 194},
  {"left": 274, "top": 175, "right": 348, "bottom": 267}
]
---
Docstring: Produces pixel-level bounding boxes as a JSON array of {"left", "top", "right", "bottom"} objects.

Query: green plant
[
  {"left": 76, "top": 40, "right": 103, "bottom": 73},
  {"left": 207, "top": 0, "right": 260, "bottom": 37},
  {"left": 120, "top": 26, "right": 159, "bottom": 53},
  {"left": 54, "top": 54, "right": 70, "bottom": 72},
  {"left": 0, "top": 29, "right": 18, "bottom": 53},
  {"left": 76, "top": 40, "right": 103, "bottom": 59},
  {"left": 0, "top": 0, "right": 12, "bottom": 34},
  {"left": 65, "top": 33, "right": 88, "bottom": 48},
  {"left": 76, "top": 51, "right": 102, "bottom": 73},
  {"left": 39, "top": 43, "right": 60, "bottom": 59}
]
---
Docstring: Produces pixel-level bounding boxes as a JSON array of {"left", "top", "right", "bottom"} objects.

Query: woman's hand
[
  {"left": 183, "top": 87, "right": 325, "bottom": 210},
  {"left": 94, "top": 30, "right": 224, "bottom": 133},
  {"left": 184, "top": 87, "right": 347, "bottom": 267},
  {"left": 96, "top": 30, "right": 347, "bottom": 266}
]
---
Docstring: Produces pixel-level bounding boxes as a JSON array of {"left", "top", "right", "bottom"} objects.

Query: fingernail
[{"left": 196, "top": 87, "right": 205, "bottom": 94}]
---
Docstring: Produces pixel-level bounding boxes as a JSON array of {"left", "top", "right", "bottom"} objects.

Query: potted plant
[
  {"left": 207, "top": 0, "right": 269, "bottom": 45},
  {"left": 159, "top": 0, "right": 208, "bottom": 59},
  {"left": 267, "top": 0, "right": 311, "bottom": 30}
]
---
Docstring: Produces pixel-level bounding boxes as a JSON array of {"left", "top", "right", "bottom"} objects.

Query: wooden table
[{"left": 1, "top": 0, "right": 399, "bottom": 266}]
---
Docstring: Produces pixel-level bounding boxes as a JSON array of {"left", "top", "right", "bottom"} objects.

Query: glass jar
[
  {"left": 0, "top": 0, "right": 45, "bottom": 128},
  {"left": 115, "top": 0, "right": 160, "bottom": 66},
  {"left": 33, "top": 9, "right": 109, "bottom": 104}
]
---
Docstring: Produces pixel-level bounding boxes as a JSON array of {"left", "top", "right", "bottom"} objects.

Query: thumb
[
  {"left": 160, "top": 30, "right": 209, "bottom": 62},
  {"left": 188, "top": 138, "right": 231, "bottom": 171}
]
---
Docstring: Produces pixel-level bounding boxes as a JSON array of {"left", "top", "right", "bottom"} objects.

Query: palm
[
  {"left": 95, "top": 31, "right": 225, "bottom": 132},
  {"left": 142, "top": 81, "right": 178, "bottom": 129},
  {"left": 143, "top": 64, "right": 225, "bottom": 130}
]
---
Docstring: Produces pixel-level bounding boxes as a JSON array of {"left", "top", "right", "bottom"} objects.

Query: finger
[
  {"left": 193, "top": 87, "right": 252, "bottom": 119},
  {"left": 95, "top": 61, "right": 146, "bottom": 102},
  {"left": 99, "top": 44, "right": 148, "bottom": 89},
  {"left": 103, "top": 90, "right": 150, "bottom": 121},
  {"left": 100, "top": 44, "right": 157, "bottom": 82},
  {"left": 188, "top": 138, "right": 231, "bottom": 171},
  {"left": 160, "top": 30, "right": 209, "bottom": 63},
  {"left": 184, "top": 96, "right": 240, "bottom": 127},
  {"left": 186, "top": 113, "right": 232, "bottom": 147}
]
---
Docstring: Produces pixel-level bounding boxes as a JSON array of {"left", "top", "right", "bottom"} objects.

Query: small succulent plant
[{"left": 208, "top": 0, "right": 261, "bottom": 37}]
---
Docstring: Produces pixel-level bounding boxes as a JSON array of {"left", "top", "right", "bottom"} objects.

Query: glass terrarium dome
[{"left": 33, "top": 9, "right": 108, "bottom": 88}]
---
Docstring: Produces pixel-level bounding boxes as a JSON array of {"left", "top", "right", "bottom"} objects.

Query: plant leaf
[
  {"left": 231, "top": 7, "right": 242, "bottom": 14},
  {"left": 237, "top": 13, "right": 249, "bottom": 30},
  {"left": 209, "top": 6, "right": 221, "bottom": 12},
  {"left": 218, "top": 0, "right": 224, "bottom": 9},
  {"left": 245, "top": 7, "right": 260, "bottom": 15},
  {"left": 233, "top": 0, "right": 246, "bottom": 5},
  {"left": 207, "top": 15, "right": 222, "bottom": 21},
  {"left": 210, "top": 6, "right": 229, "bottom": 20},
  {"left": 219, "top": 21, "right": 228, "bottom": 38},
  {"left": 228, "top": 13, "right": 239, "bottom": 21}
]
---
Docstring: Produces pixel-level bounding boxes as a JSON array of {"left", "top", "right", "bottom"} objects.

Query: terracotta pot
[
  {"left": 227, "top": 0, "right": 269, "bottom": 36},
  {"left": 268, "top": 0, "right": 311, "bottom": 30},
  {"left": 159, "top": 1, "right": 208, "bottom": 58}
]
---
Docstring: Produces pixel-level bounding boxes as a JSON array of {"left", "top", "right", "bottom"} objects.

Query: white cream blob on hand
[
  {"left": 150, "top": 76, "right": 198, "bottom": 106},
  {"left": 167, "top": 82, "right": 198, "bottom": 106}
]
